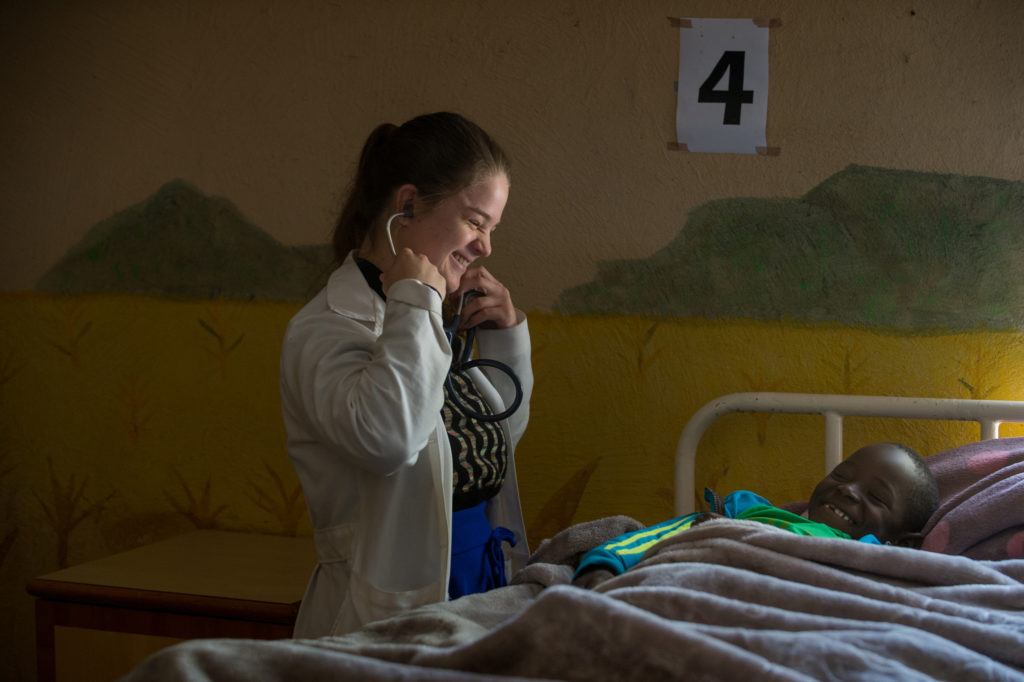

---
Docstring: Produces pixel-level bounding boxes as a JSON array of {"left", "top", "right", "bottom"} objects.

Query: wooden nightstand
[{"left": 27, "top": 530, "right": 316, "bottom": 682}]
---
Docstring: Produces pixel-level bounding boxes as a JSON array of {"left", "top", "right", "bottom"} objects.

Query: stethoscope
[{"left": 386, "top": 210, "right": 524, "bottom": 423}]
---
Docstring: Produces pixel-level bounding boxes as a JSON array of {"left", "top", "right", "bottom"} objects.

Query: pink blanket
[{"left": 921, "top": 437, "right": 1024, "bottom": 560}]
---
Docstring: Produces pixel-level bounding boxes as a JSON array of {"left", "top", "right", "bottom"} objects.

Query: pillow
[{"left": 920, "top": 437, "right": 1024, "bottom": 560}]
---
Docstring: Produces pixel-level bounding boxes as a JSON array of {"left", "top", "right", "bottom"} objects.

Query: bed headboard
[{"left": 675, "top": 392, "right": 1024, "bottom": 515}]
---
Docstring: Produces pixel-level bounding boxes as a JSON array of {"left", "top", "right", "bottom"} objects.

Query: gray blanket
[{"left": 125, "top": 516, "right": 1024, "bottom": 681}]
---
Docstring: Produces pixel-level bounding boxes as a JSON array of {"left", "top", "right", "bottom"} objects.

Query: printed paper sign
[{"left": 676, "top": 18, "right": 770, "bottom": 154}]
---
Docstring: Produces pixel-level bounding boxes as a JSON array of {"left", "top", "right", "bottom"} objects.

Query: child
[{"left": 574, "top": 442, "right": 939, "bottom": 581}]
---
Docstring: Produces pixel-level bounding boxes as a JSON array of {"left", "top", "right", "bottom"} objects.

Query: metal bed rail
[{"left": 675, "top": 392, "right": 1024, "bottom": 515}]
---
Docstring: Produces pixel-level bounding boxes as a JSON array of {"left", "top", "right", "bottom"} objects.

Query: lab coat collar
[{"left": 325, "top": 251, "right": 384, "bottom": 326}]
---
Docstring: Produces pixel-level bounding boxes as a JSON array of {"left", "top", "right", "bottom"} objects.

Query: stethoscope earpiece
[
  {"left": 385, "top": 212, "right": 403, "bottom": 256},
  {"left": 385, "top": 203, "right": 416, "bottom": 256}
]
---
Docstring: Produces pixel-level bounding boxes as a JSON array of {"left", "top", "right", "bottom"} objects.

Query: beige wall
[{"left": 3, "top": 0, "right": 1022, "bottom": 307}]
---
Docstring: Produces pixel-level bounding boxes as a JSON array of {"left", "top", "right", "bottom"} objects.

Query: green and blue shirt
[{"left": 575, "top": 489, "right": 881, "bottom": 577}]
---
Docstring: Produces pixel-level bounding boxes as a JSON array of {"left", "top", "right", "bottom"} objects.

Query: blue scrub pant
[{"left": 448, "top": 501, "right": 516, "bottom": 600}]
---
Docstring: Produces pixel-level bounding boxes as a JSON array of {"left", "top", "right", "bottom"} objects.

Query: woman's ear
[
  {"left": 892, "top": 531, "right": 925, "bottom": 549},
  {"left": 393, "top": 184, "right": 418, "bottom": 217}
]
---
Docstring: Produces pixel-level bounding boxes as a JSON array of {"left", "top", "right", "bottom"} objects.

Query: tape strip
[
  {"left": 669, "top": 17, "right": 780, "bottom": 28},
  {"left": 665, "top": 143, "right": 782, "bottom": 156}
]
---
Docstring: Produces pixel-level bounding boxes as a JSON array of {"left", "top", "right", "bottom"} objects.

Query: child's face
[{"left": 806, "top": 444, "right": 919, "bottom": 543}]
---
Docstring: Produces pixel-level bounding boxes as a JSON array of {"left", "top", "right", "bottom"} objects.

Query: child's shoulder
[{"left": 716, "top": 489, "right": 774, "bottom": 517}]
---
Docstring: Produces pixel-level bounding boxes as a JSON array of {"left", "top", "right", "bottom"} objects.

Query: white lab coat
[{"left": 280, "top": 254, "right": 532, "bottom": 638}]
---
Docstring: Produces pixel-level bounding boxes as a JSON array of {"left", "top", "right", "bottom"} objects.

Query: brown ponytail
[{"left": 331, "top": 112, "right": 510, "bottom": 263}]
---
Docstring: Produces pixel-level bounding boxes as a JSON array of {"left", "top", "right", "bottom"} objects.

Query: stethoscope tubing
[{"left": 445, "top": 326, "right": 524, "bottom": 423}]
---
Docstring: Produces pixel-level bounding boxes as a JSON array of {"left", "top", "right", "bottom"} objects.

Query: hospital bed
[{"left": 125, "top": 392, "right": 1024, "bottom": 681}]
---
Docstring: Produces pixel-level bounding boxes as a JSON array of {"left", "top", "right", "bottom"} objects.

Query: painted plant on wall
[{"left": 7, "top": 181, "right": 335, "bottom": 577}]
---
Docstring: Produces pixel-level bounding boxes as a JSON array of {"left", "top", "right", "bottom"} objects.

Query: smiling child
[{"left": 574, "top": 443, "right": 939, "bottom": 581}]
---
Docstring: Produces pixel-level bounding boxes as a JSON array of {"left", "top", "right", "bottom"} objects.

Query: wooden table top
[{"left": 27, "top": 530, "right": 316, "bottom": 620}]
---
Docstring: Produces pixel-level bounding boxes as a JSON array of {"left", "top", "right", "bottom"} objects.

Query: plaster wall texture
[{"left": 2, "top": 0, "right": 1022, "bottom": 309}]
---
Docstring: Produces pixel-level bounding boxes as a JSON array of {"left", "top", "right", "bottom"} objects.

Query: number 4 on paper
[{"left": 675, "top": 18, "right": 771, "bottom": 155}]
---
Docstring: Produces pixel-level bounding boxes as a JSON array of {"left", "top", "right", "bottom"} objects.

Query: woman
[{"left": 280, "top": 112, "right": 533, "bottom": 638}]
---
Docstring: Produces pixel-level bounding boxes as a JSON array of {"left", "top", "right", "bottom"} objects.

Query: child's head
[{"left": 807, "top": 442, "right": 938, "bottom": 546}]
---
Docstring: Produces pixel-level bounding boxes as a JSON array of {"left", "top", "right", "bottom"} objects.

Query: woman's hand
[
  {"left": 455, "top": 266, "right": 517, "bottom": 330},
  {"left": 381, "top": 248, "right": 446, "bottom": 299}
]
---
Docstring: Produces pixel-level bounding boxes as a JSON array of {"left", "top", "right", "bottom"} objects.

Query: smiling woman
[
  {"left": 278, "top": 112, "right": 533, "bottom": 639},
  {"left": 368, "top": 174, "right": 516, "bottom": 331}
]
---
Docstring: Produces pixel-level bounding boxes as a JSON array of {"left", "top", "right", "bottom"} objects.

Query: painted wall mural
[
  {"left": 7, "top": 165, "right": 1024, "bottom": 558},
  {"left": 36, "top": 180, "right": 334, "bottom": 302},
  {"left": 4, "top": 167, "right": 1024, "bottom": 680},
  {"left": 559, "top": 165, "right": 1024, "bottom": 330}
]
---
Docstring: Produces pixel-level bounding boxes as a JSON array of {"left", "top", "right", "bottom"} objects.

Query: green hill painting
[
  {"left": 558, "top": 165, "right": 1024, "bottom": 331},
  {"left": 36, "top": 180, "right": 335, "bottom": 301}
]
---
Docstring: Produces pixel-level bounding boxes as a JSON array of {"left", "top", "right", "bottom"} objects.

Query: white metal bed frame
[{"left": 675, "top": 392, "right": 1024, "bottom": 515}]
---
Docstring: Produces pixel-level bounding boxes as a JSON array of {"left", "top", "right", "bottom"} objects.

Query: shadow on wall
[{"left": 558, "top": 165, "right": 1024, "bottom": 332}]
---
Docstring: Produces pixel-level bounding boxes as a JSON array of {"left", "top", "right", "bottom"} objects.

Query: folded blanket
[{"left": 920, "top": 437, "right": 1024, "bottom": 560}]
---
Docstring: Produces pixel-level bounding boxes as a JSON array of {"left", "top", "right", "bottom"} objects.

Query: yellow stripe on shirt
[{"left": 608, "top": 519, "right": 695, "bottom": 555}]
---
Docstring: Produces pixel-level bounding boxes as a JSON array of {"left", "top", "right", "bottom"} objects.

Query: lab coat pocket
[{"left": 346, "top": 568, "right": 447, "bottom": 627}]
